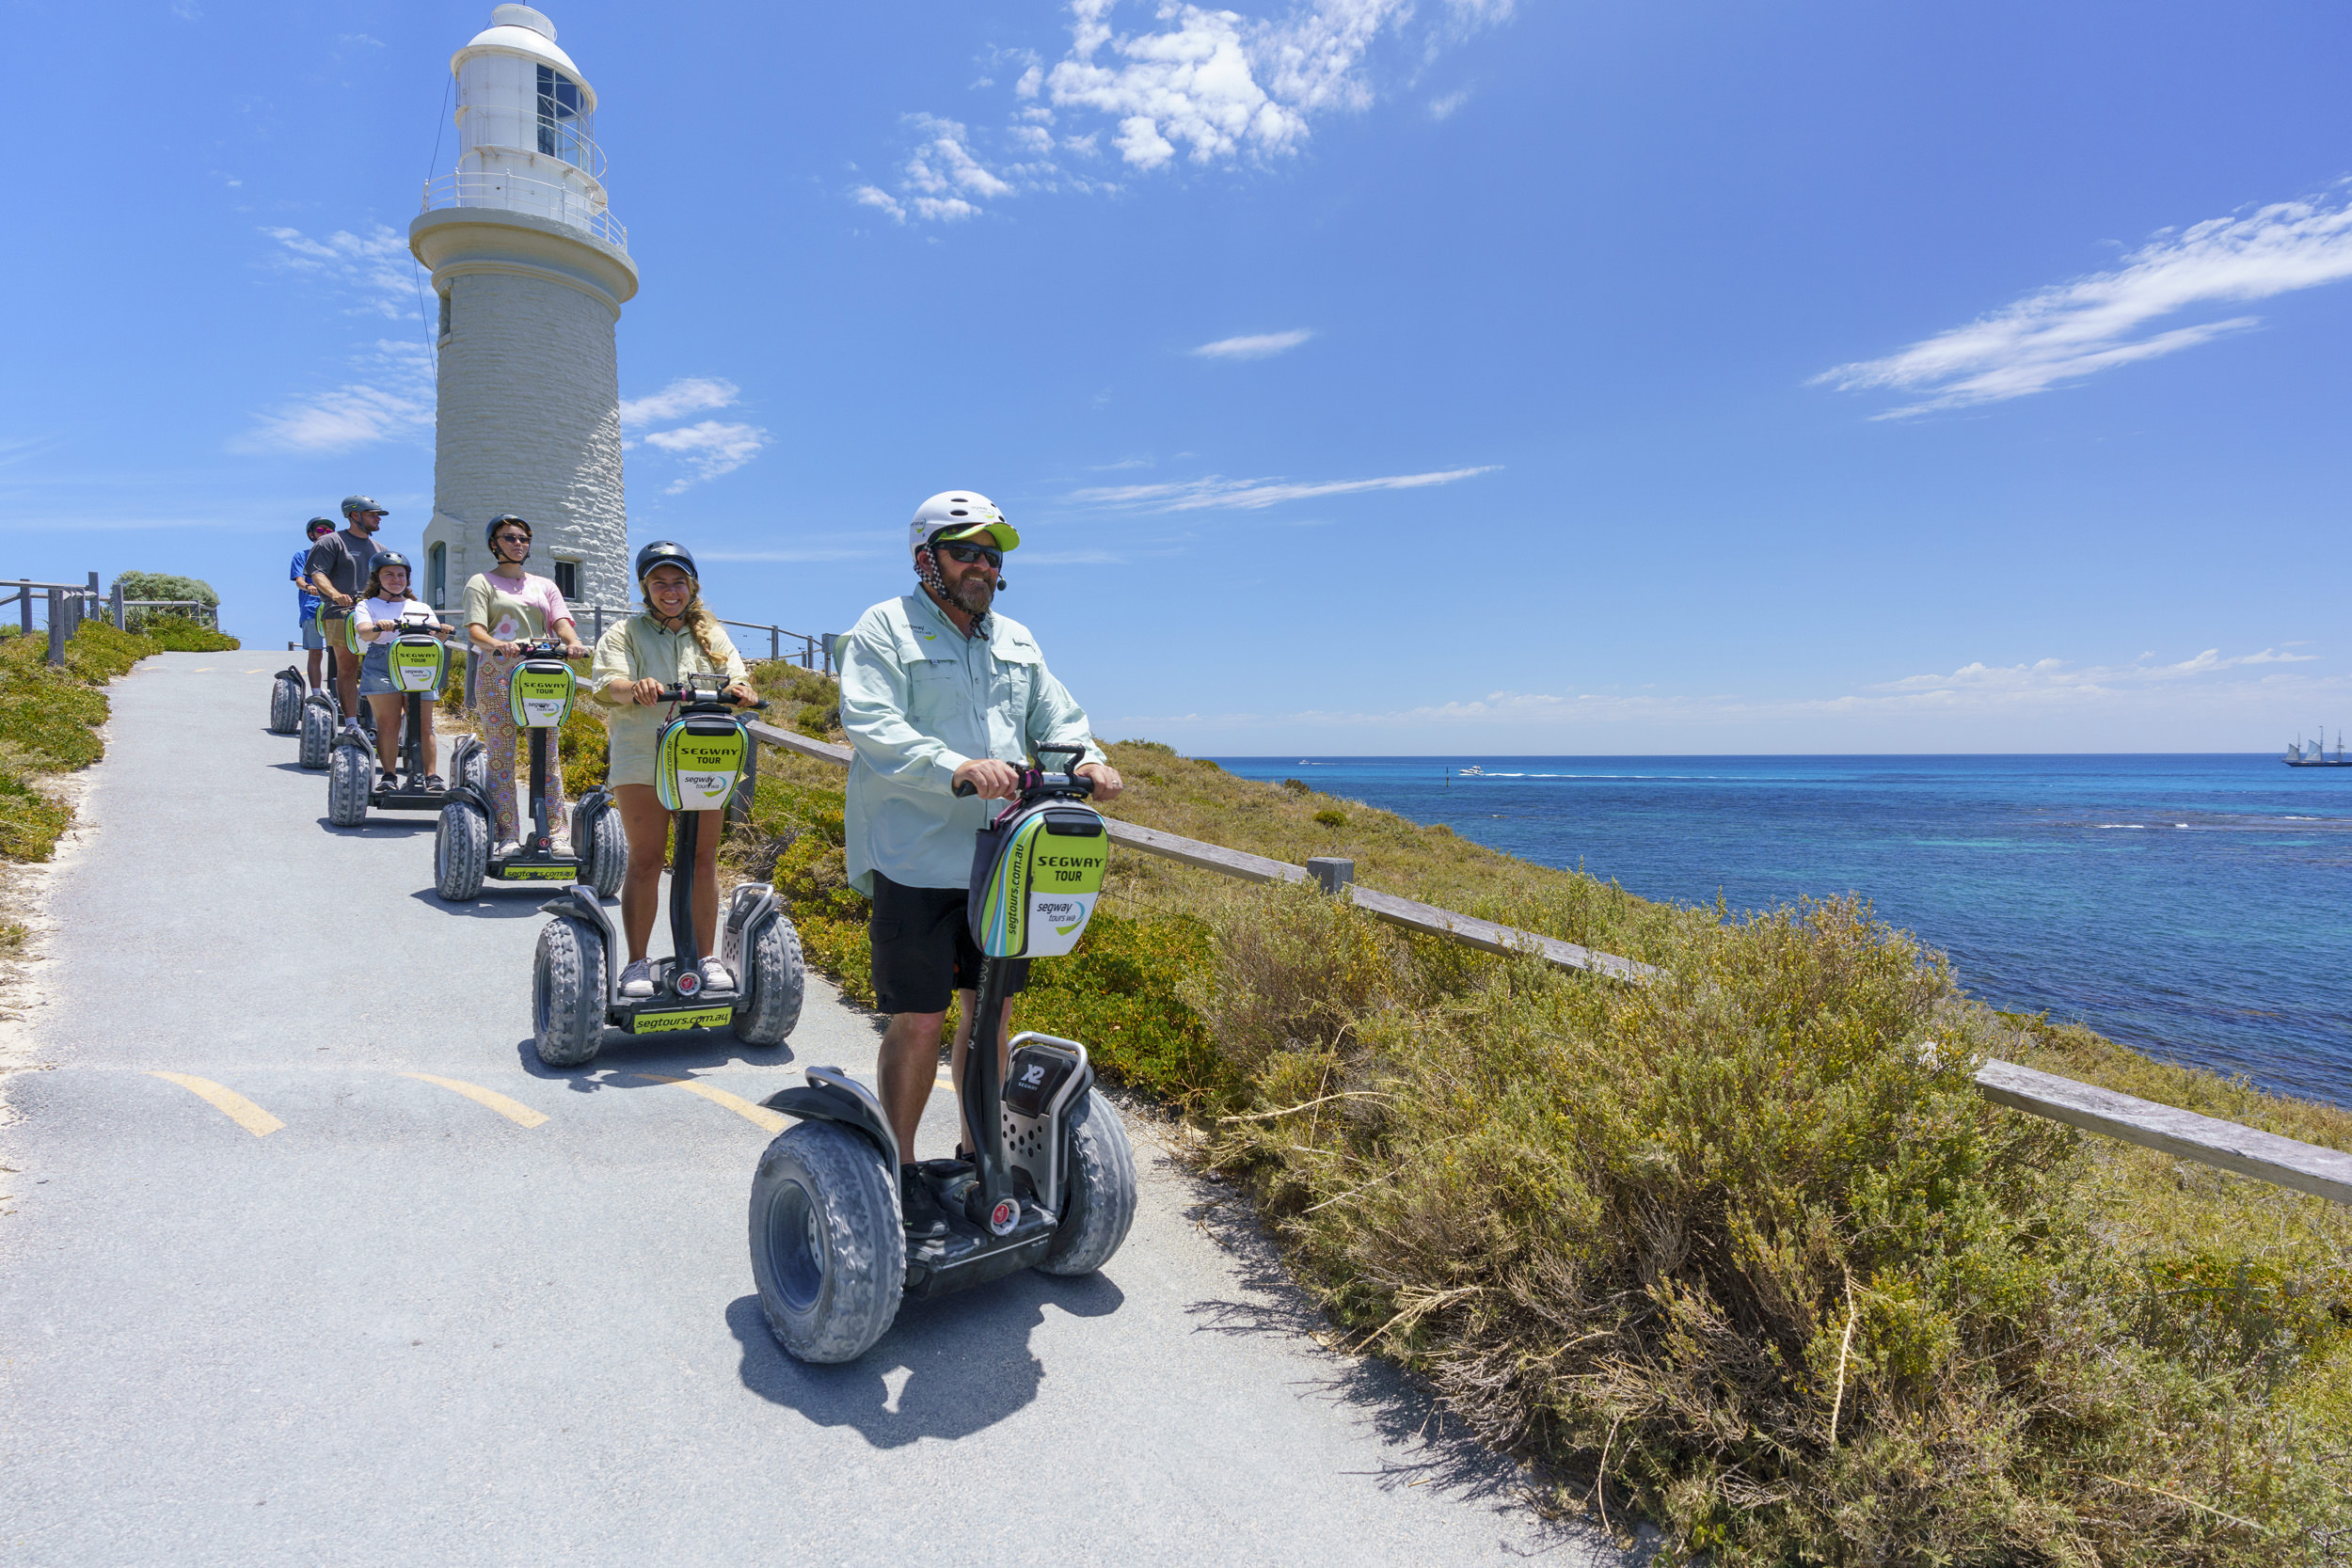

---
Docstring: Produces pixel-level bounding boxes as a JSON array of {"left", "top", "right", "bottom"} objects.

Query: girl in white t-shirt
[{"left": 352, "top": 553, "right": 455, "bottom": 787}]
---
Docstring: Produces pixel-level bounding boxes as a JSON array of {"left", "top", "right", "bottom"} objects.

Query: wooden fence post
[
  {"left": 45, "top": 589, "right": 65, "bottom": 666},
  {"left": 1306, "top": 857, "right": 1355, "bottom": 895},
  {"left": 110, "top": 584, "right": 125, "bottom": 630}
]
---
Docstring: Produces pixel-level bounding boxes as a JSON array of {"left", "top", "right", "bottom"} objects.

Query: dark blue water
[{"left": 1208, "top": 755, "right": 2352, "bottom": 1106}]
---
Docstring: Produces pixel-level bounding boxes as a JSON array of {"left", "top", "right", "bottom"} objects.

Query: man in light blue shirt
[{"left": 837, "top": 488, "right": 1122, "bottom": 1235}]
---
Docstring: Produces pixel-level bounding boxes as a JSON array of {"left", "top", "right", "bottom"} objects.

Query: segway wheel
[
  {"left": 1036, "top": 1089, "right": 1138, "bottom": 1276},
  {"left": 457, "top": 744, "right": 486, "bottom": 796},
  {"left": 297, "top": 701, "right": 333, "bottom": 769},
  {"left": 731, "top": 914, "right": 806, "bottom": 1047},
  {"left": 749, "top": 1121, "right": 905, "bottom": 1365},
  {"left": 434, "top": 800, "right": 488, "bottom": 901},
  {"left": 532, "top": 917, "right": 606, "bottom": 1068},
  {"left": 267, "top": 674, "right": 302, "bottom": 735},
  {"left": 583, "top": 805, "right": 627, "bottom": 899},
  {"left": 326, "top": 743, "right": 371, "bottom": 828}
]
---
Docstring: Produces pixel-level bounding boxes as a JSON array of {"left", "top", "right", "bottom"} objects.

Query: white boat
[{"left": 1455, "top": 765, "right": 1484, "bottom": 777}]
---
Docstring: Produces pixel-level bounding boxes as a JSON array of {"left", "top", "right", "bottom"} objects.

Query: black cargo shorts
[{"left": 868, "top": 871, "right": 1030, "bottom": 1015}]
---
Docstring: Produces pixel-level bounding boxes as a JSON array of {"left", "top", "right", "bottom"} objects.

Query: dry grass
[{"left": 729, "top": 705, "right": 2352, "bottom": 1561}]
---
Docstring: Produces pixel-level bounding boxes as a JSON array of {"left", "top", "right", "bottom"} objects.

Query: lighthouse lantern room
[{"left": 411, "top": 4, "right": 637, "bottom": 621}]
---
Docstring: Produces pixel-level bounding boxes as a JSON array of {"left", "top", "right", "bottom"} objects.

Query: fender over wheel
[
  {"left": 434, "top": 800, "right": 489, "bottom": 901},
  {"left": 750, "top": 1120, "right": 905, "bottom": 1365},
  {"left": 532, "top": 916, "right": 607, "bottom": 1068},
  {"left": 731, "top": 914, "right": 805, "bottom": 1047},
  {"left": 1036, "top": 1089, "right": 1137, "bottom": 1277}
]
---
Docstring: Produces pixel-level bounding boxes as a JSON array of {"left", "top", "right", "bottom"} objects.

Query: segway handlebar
[
  {"left": 650, "top": 680, "right": 767, "bottom": 711},
  {"left": 953, "top": 746, "right": 1096, "bottom": 802}
]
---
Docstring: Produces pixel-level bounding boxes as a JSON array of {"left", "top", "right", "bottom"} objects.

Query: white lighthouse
[{"left": 410, "top": 4, "right": 636, "bottom": 617}]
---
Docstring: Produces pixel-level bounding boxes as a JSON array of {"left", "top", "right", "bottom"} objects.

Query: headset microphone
[{"left": 994, "top": 578, "right": 1008, "bottom": 593}]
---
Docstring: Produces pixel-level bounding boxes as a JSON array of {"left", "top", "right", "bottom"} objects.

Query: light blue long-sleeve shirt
[{"left": 838, "top": 592, "right": 1104, "bottom": 895}]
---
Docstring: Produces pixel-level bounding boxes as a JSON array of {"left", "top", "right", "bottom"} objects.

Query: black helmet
[
  {"left": 485, "top": 513, "right": 531, "bottom": 549},
  {"left": 634, "top": 541, "right": 697, "bottom": 583},
  {"left": 305, "top": 515, "right": 336, "bottom": 539},
  {"left": 364, "top": 552, "right": 413, "bottom": 594}
]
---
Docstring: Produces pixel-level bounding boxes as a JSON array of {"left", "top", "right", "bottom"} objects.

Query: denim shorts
[
  {"left": 357, "top": 644, "right": 397, "bottom": 696},
  {"left": 298, "top": 614, "right": 325, "bottom": 651}
]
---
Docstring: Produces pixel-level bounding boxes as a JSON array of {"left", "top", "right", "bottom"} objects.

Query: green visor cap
[{"left": 932, "top": 519, "right": 1020, "bottom": 552}]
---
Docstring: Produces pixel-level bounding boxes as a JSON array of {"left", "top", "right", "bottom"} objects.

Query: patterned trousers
[{"left": 476, "top": 651, "right": 566, "bottom": 846}]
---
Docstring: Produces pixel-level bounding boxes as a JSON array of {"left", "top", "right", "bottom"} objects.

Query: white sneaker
[
  {"left": 492, "top": 839, "right": 522, "bottom": 862},
  {"left": 701, "top": 961, "right": 736, "bottom": 991},
  {"left": 619, "top": 959, "right": 656, "bottom": 998}
]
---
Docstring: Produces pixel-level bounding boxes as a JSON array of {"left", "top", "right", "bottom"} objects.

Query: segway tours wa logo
[
  {"left": 659, "top": 729, "right": 744, "bottom": 811},
  {"left": 510, "top": 667, "right": 576, "bottom": 728}
]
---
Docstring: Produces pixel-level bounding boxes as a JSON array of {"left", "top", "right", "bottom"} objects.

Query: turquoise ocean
[{"left": 1207, "top": 754, "right": 2352, "bottom": 1107}]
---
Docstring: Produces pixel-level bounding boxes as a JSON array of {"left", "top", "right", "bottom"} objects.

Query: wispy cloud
[
  {"left": 261, "top": 223, "right": 416, "bottom": 320},
  {"left": 1071, "top": 464, "right": 1497, "bottom": 513},
  {"left": 619, "top": 376, "right": 739, "bottom": 427},
  {"left": 1190, "top": 328, "right": 1311, "bottom": 360},
  {"left": 1427, "top": 89, "right": 1471, "bottom": 121},
  {"left": 853, "top": 0, "right": 1514, "bottom": 223},
  {"left": 640, "top": 420, "right": 769, "bottom": 494},
  {"left": 1113, "top": 645, "right": 2331, "bottom": 735},
  {"left": 231, "top": 341, "right": 433, "bottom": 455},
  {"left": 1819, "top": 186, "right": 2352, "bottom": 417}
]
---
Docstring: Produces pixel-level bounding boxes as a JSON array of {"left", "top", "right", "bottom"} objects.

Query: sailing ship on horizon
[{"left": 2282, "top": 730, "right": 2351, "bottom": 768}]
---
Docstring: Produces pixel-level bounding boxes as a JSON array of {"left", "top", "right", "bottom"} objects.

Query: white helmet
[{"left": 908, "top": 490, "right": 1019, "bottom": 557}]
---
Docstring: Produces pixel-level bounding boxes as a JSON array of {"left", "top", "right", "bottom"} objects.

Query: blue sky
[{"left": 5, "top": 0, "right": 2349, "bottom": 753}]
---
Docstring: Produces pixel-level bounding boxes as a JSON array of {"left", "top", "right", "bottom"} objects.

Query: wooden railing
[{"left": 742, "top": 720, "right": 2352, "bottom": 1206}]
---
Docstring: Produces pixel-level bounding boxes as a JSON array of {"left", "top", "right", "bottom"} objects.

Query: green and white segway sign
[
  {"left": 974, "top": 802, "right": 1107, "bottom": 959},
  {"left": 508, "top": 661, "right": 576, "bottom": 729},
  {"left": 656, "top": 717, "right": 747, "bottom": 812},
  {"left": 388, "top": 636, "right": 447, "bottom": 694}
]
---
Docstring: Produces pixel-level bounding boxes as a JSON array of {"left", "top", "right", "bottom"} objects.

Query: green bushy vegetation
[
  {"left": 0, "top": 616, "right": 231, "bottom": 863},
  {"left": 722, "top": 676, "right": 2352, "bottom": 1560},
  {"left": 106, "top": 571, "right": 221, "bottom": 634}
]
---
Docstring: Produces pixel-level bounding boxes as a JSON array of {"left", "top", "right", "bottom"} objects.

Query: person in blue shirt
[{"left": 292, "top": 516, "right": 334, "bottom": 691}]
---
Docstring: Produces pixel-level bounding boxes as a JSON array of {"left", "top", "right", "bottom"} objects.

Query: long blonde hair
[{"left": 642, "top": 575, "right": 724, "bottom": 667}]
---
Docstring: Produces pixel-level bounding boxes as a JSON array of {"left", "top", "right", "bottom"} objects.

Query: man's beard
[{"left": 947, "top": 571, "right": 994, "bottom": 615}]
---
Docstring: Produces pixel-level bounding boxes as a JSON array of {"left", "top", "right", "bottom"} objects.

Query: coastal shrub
[
  {"left": 742, "top": 724, "right": 2352, "bottom": 1558},
  {"left": 138, "top": 612, "right": 237, "bottom": 652},
  {"left": 0, "top": 617, "right": 186, "bottom": 862},
  {"left": 1312, "top": 808, "right": 1346, "bottom": 828},
  {"left": 107, "top": 571, "right": 218, "bottom": 628}
]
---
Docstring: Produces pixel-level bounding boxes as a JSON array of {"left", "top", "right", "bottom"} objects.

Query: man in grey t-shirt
[{"left": 306, "top": 494, "right": 387, "bottom": 719}]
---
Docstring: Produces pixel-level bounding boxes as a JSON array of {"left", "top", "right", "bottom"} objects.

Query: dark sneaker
[
  {"left": 899, "top": 1165, "right": 950, "bottom": 1240},
  {"left": 424, "top": 774, "right": 445, "bottom": 792}
]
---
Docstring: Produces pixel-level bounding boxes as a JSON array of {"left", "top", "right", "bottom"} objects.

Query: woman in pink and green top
[{"left": 463, "top": 514, "right": 591, "bottom": 856}]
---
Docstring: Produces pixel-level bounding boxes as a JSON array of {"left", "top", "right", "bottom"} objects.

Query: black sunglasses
[{"left": 936, "top": 541, "right": 1002, "bottom": 568}]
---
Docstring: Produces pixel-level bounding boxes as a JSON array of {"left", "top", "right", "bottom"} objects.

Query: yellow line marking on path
[
  {"left": 399, "top": 1073, "right": 548, "bottom": 1128},
  {"left": 193, "top": 667, "right": 214, "bottom": 673},
  {"left": 148, "top": 1072, "right": 283, "bottom": 1136},
  {"left": 245, "top": 668, "right": 266, "bottom": 673},
  {"left": 628, "top": 1073, "right": 786, "bottom": 1132}
]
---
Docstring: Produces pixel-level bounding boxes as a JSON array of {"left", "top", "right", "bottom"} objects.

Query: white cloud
[
  {"left": 1071, "top": 464, "right": 1497, "bottom": 513},
  {"left": 261, "top": 223, "right": 416, "bottom": 320},
  {"left": 641, "top": 420, "right": 770, "bottom": 494},
  {"left": 1819, "top": 186, "right": 2352, "bottom": 417},
  {"left": 1427, "top": 89, "right": 1470, "bottom": 120},
  {"left": 619, "top": 376, "right": 739, "bottom": 427},
  {"left": 231, "top": 341, "right": 433, "bottom": 455},
  {"left": 1190, "top": 328, "right": 1311, "bottom": 360},
  {"left": 853, "top": 0, "right": 1514, "bottom": 222}
]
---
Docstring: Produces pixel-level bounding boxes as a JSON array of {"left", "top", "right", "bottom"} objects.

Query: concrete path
[{"left": 1, "top": 655, "right": 1627, "bottom": 1566}]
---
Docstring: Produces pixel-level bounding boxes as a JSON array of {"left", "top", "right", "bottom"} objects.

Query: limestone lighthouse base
[{"left": 410, "top": 204, "right": 640, "bottom": 616}]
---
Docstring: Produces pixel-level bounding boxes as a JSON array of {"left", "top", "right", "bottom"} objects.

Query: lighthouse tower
[{"left": 410, "top": 5, "right": 636, "bottom": 617}]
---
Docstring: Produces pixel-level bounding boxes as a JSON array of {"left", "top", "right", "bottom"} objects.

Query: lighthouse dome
[{"left": 453, "top": 5, "right": 594, "bottom": 109}]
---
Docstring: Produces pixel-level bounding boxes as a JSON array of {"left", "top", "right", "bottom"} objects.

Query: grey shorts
[
  {"left": 357, "top": 644, "right": 397, "bottom": 696},
  {"left": 298, "top": 615, "right": 325, "bottom": 651}
]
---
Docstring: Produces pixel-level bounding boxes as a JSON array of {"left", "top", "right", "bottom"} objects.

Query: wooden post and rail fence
[
  {"left": 736, "top": 716, "right": 2352, "bottom": 1210},
  {"left": 4, "top": 575, "right": 220, "bottom": 669}
]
